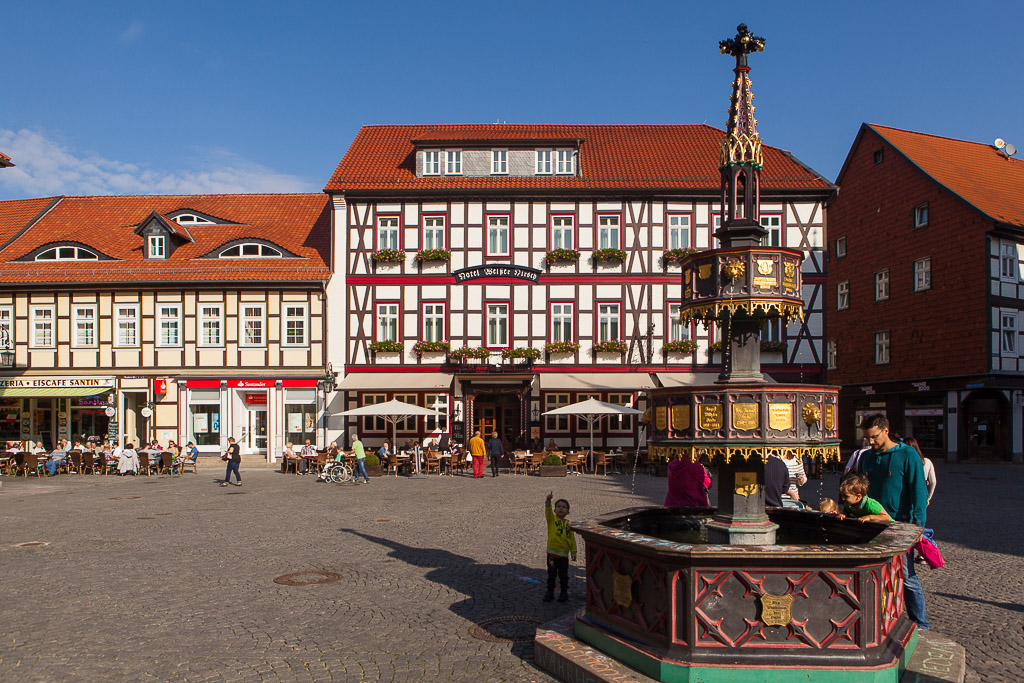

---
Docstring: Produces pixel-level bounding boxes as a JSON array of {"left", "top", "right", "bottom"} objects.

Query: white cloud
[
  {"left": 0, "top": 128, "right": 315, "bottom": 199},
  {"left": 118, "top": 21, "right": 145, "bottom": 44}
]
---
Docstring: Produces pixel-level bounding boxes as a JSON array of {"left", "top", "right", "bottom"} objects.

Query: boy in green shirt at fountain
[
  {"left": 838, "top": 475, "right": 892, "bottom": 523},
  {"left": 543, "top": 491, "right": 577, "bottom": 603}
]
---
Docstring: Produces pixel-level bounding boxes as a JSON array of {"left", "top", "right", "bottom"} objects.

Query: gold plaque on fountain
[
  {"left": 698, "top": 264, "right": 712, "bottom": 280},
  {"left": 735, "top": 471, "right": 757, "bottom": 497},
  {"left": 671, "top": 405, "right": 690, "bottom": 431},
  {"left": 760, "top": 593, "right": 794, "bottom": 626},
  {"left": 768, "top": 403, "right": 793, "bottom": 431},
  {"left": 756, "top": 259, "right": 774, "bottom": 275},
  {"left": 732, "top": 404, "right": 759, "bottom": 431},
  {"left": 783, "top": 262, "right": 797, "bottom": 292},
  {"left": 684, "top": 269, "right": 691, "bottom": 284},
  {"left": 655, "top": 406, "right": 668, "bottom": 431},
  {"left": 699, "top": 404, "right": 723, "bottom": 430},
  {"left": 612, "top": 571, "right": 633, "bottom": 608},
  {"left": 823, "top": 404, "right": 835, "bottom": 431}
]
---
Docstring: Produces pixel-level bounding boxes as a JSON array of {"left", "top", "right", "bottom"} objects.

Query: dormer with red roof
[{"left": 133, "top": 210, "right": 196, "bottom": 260}]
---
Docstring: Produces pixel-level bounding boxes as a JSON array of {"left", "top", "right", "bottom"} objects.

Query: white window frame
[
  {"left": 913, "top": 203, "right": 929, "bottom": 229},
  {"left": 199, "top": 304, "right": 224, "bottom": 348},
  {"left": 835, "top": 237, "right": 847, "bottom": 258},
  {"left": 148, "top": 234, "right": 166, "bottom": 259},
  {"left": 545, "top": 393, "right": 570, "bottom": 431},
  {"left": 487, "top": 303, "right": 510, "bottom": 347},
  {"left": 913, "top": 257, "right": 932, "bottom": 292},
  {"left": 607, "top": 392, "right": 635, "bottom": 432},
  {"left": 761, "top": 318, "right": 782, "bottom": 343},
  {"left": 597, "top": 303, "right": 620, "bottom": 343},
  {"left": 536, "top": 150, "right": 552, "bottom": 175},
  {"left": 874, "top": 270, "right": 890, "bottom": 302},
  {"left": 72, "top": 305, "right": 97, "bottom": 349},
  {"left": 491, "top": 149, "right": 508, "bottom": 175},
  {"left": 1001, "top": 312, "right": 1017, "bottom": 355},
  {"left": 0, "top": 306, "right": 12, "bottom": 349},
  {"left": 422, "top": 216, "right": 446, "bottom": 250},
  {"left": 760, "top": 214, "right": 782, "bottom": 247},
  {"left": 423, "top": 303, "right": 446, "bottom": 343},
  {"left": 423, "top": 150, "right": 441, "bottom": 176},
  {"left": 35, "top": 246, "right": 98, "bottom": 261},
  {"left": 283, "top": 303, "right": 308, "bottom": 347},
  {"left": 551, "top": 303, "right": 574, "bottom": 343},
  {"left": 377, "top": 216, "right": 400, "bottom": 251},
  {"left": 556, "top": 149, "right": 574, "bottom": 175},
  {"left": 1001, "top": 243, "right": 1019, "bottom": 282},
  {"left": 157, "top": 304, "right": 181, "bottom": 347},
  {"left": 376, "top": 303, "right": 399, "bottom": 343},
  {"left": 668, "top": 303, "right": 690, "bottom": 342},
  {"left": 827, "top": 339, "right": 837, "bottom": 370},
  {"left": 445, "top": 150, "right": 462, "bottom": 175},
  {"left": 667, "top": 214, "right": 691, "bottom": 250},
  {"left": 30, "top": 306, "right": 55, "bottom": 349},
  {"left": 241, "top": 303, "right": 266, "bottom": 347},
  {"left": 551, "top": 215, "right": 574, "bottom": 250},
  {"left": 114, "top": 305, "right": 140, "bottom": 348},
  {"left": 486, "top": 215, "right": 510, "bottom": 257},
  {"left": 874, "top": 330, "right": 890, "bottom": 365},
  {"left": 424, "top": 393, "right": 448, "bottom": 432},
  {"left": 837, "top": 281, "right": 850, "bottom": 310},
  {"left": 597, "top": 215, "right": 621, "bottom": 250}
]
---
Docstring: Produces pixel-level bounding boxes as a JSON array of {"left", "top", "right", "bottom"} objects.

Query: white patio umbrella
[
  {"left": 337, "top": 399, "right": 439, "bottom": 478},
  {"left": 543, "top": 398, "right": 643, "bottom": 471}
]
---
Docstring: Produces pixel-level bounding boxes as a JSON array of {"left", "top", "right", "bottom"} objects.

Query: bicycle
[{"left": 318, "top": 460, "right": 353, "bottom": 483}]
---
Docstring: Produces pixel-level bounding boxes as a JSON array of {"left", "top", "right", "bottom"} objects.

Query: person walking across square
[
  {"left": 543, "top": 491, "right": 577, "bottom": 603},
  {"left": 469, "top": 430, "right": 486, "bottom": 479},
  {"left": 350, "top": 434, "right": 370, "bottom": 484},
  {"left": 220, "top": 437, "right": 241, "bottom": 486},
  {"left": 486, "top": 431, "right": 503, "bottom": 478}
]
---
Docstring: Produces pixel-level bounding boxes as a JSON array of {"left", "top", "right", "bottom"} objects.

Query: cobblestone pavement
[{"left": 0, "top": 460, "right": 1020, "bottom": 682}]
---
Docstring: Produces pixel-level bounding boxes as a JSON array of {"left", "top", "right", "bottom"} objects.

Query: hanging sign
[
  {"left": 245, "top": 393, "right": 267, "bottom": 405},
  {"left": 453, "top": 265, "right": 541, "bottom": 283}
]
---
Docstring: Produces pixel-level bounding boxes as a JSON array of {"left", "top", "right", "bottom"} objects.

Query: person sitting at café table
[
  {"left": 546, "top": 439, "right": 558, "bottom": 451},
  {"left": 117, "top": 442, "right": 140, "bottom": 475},
  {"left": 377, "top": 439, "right": 391, "bottom": 466},
  {"left": 44, "top": 445, "right": 70, "bottom": 476}
]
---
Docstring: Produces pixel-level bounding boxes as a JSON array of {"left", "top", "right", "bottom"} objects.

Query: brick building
[{"left": 828, "top": 123, "right": 1024, "bottom": 462}]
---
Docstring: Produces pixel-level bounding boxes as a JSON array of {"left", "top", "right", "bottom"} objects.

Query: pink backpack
[{"left": 914, "top": 535, "right": 945, "bottom": 569}]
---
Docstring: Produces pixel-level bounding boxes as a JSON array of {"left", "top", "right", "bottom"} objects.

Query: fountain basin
[{"left": 569, "top": 506, "right": 922, "bottom": 682}]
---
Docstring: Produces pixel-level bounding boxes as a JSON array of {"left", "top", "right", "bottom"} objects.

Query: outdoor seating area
[{"left": 0, "top": 447, "right": 198, "bottom": 478}]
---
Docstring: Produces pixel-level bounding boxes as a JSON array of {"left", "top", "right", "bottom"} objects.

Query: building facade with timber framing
[{"left": 323, "top": 124, "right": 835, "bottom": 453}]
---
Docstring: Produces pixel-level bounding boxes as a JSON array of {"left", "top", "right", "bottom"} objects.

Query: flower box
[
  {"left": 449, "top": 346, "right": 491, "bottom": 361},
  {"left": 662, "top": 339, "right": 699, "bottom": 355},
  {"left": 545, "top": 341, "right": 581, "bottom": 355},
  {"left": 708, "top": 341, "right": 787, "bottom": 354},
  {"left": 546, "top": 248, "right": 581, "bottom": 263},
  {"left": 414, "top": 248, "right": 451, "bottom": 262},
  {"left": 501, "top": 347, "right": 542, "bottom": 361},
  {"left": 539, "top": 465, "right": 567, "bottom": 477},
  {"left": 368, "top": 340, "right": 403, "bottom": 353},
  {"left": 592, "top": 340, "right": 628, "bottom": 354},
  {"left": 412, "top": 340, "right": 450, "bottom": 354},
  {"left": 592, "top": 248, "right": 627, "bottom": 264},
  {"left": 371, "top": 248, "right": 405, "bottom": 264},
  {"left": 663, "top": 248, "right": 698, "bottom": 265}
]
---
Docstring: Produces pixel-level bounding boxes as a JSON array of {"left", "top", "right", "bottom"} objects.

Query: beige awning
[
  {"left": 337, "top": 372, "right": 453, "bottom": 391},
  {"left": 652, "top": 372, "right": 721, "bottom": 388},
  {"left": 0, "top": 386, "right": 112, "bottom": 398},
  {"left": 538, "top": 372, "right": 655, "bottom": 392}
]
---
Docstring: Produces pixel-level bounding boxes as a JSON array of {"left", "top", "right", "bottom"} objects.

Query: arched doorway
[{"left": 963, "top": 390, "right": 1010, "bottom": 461}]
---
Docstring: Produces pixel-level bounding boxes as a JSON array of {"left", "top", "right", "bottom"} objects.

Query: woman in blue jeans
[{"left": 221, "top": 437, "right": 241, "bottom": 486}]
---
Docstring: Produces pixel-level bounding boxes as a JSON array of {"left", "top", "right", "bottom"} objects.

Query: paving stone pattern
[{"left": 0, "top": 461, "right": 1019, "bottom": 682}]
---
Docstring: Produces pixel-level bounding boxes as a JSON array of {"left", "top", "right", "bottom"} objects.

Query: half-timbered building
[
  {"left": 0, "top": 193, "right": 331, "bottom": 458},
  {"left": 829, "top": 124, "right": 1024, "bottom": 462},
  {"left": 324, "top": 124, "right": 834, "bottom": 452}
]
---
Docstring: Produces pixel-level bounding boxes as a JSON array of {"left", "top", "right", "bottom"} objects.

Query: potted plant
[
  {"left": 592, "top": 248, "right": 627, "bottom": 264},
  {"left": 539, "top": 452, "right": 567, "bottom": 477},
  {"left": 592, "top": 339, "right": 628, "bottom": 355},
  {"left": 413, "top": 340, "right": 450, "bottom": 355},
  {"left": 501, "top": 347, "right": 542, "bottom": 361},
  {"left": 546, "top": 248, "right": 581, "bottom": 263},
  {"left": 363, "top": 452, "right": 383, "bottom": 477},
  {"left": 707, "top": 340, "right": 787, "bottom": 354},
  {"left": 414, "top": 248, "right": 451, "bottom": 263},
  {"left": 545, "top": 340, "right": 580, "bottom": 356},
  {"left": 662, "top": 339, "right": 699, "bottom": 355},
  {"left": 663, "top": 247, "right": 698, "bottom": 265},
  {"left": 371, "top": 248, "right": 406, "bottom": 264},
  {"left": 368, "top": 340, "right": 403, "bottom": 353},
  {"left": 449, "top": 346, "right": 491, "bottom": 361}
]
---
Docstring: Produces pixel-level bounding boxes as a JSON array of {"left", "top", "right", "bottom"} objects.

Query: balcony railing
[{"left": 444, "top": 355, "right": 534, "bottom": 374}]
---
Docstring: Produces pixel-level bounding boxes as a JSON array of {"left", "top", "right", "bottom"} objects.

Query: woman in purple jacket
[{"left": 664, "top": 456, "right": 712, "bottom": 507}]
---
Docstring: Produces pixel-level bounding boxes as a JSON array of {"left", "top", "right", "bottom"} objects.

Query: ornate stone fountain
[{"left": 534, "top": 25, "right": 925, "bottom": 683}]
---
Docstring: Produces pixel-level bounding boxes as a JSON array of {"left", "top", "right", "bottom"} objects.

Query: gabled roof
[
  {"left": 0, "top": 151, "right": 13, "bottom": 168},
  {"left": 0, "top": 193, "right": 330, "bottom": 285},
  {"left": 849, "top": 124, "right": 1024, "bottom": 228},
  {"left": 132, "top": 210, "right": 196, "bottom": 242},
  {"left": 0, "top": 197, "right": 61, "bottom": 249},
  {"left": 325, "top": 124, "right": 833, "bottom": 193}
]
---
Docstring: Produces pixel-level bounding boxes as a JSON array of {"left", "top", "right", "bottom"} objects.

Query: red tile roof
[
  {"left": 866, "top": 124, "right": 1024, "bottom": 227},
  {"left": 0, "top": 197, "right": 60, "bottom": 249},
  {"left": 0, "top": 194, "right": 330, "bottom": 285},
  {"left": 325, "top": 124, "right": 832, "bottom": 193},
  {"left": 0, "top": 151, "right": 13, "bottom": 167}
]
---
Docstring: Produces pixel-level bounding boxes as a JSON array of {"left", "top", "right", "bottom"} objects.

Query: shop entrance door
[
  {"left": 965, "top": 393, "right": 1008, "bottom": 460},
  {"left": 249, "top": 409, "right": 268, "bottom": 453},
  {"left": 473, "top": 394, "right": 523, "bottom": 452}
]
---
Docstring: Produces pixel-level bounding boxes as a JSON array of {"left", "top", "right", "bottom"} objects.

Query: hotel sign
[
  {"left": 453, "top": 265, "right": 541, "bottom": 283},
  {"left": 0, "top": 376, "right": 114, "bottom": 389}
]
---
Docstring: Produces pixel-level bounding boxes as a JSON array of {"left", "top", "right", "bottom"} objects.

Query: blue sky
[{"left": 2, "top": 0, "right": 1022, "bottom": 200}]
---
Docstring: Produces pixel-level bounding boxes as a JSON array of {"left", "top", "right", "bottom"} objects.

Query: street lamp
[
  {"left": 321, "top": 362, "right": 337, "bottom": 393},
  {"left": 0, "top": 327, "right": 14, "bottom": 368}
]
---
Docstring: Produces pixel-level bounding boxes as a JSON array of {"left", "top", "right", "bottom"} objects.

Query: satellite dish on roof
[
  {"left": 1005, "top": 144, "right": 1017, "bottom": 157},
  {"left": 995, "top": 138, "right": 1006, "bottom": 149}
]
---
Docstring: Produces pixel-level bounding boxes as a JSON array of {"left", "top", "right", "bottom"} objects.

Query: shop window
[
  {"left": 284, "top": 388, "right": 317, "bottom": 446},
  {"left": 607, "top": 393, "right": 634, "bottom": 432},
  {"left": 71, "top": 395, "right": 111, "bottom": 442},
  {"left": 188, "top": 389, "right": 221, "bottom": 447},
  {"left": 361, "top": 394, "right": 387, "bottom": 433},
  {"left": 0, "top": 398, "right": 21, "bottom": 443}
]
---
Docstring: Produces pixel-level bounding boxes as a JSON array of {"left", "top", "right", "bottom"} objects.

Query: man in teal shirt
[
  {"left": 350, "top": 434, "right": 370, "bottom": 484},
  {"left": 857, "top": 414, "right": 929, "bottom": 628}
]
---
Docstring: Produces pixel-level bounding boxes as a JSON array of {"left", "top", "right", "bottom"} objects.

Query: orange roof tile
[
  {"left": 0, "top": 197, "right": 61, "bottom": 249},
  {"left": 866, "top": 124, "right": 1024, "bottom": 227},
  {"left": 0, "top": 193, "right": 330, "bottom": 285},
  {"left": 0, "top": 151, "right": 13, "bottom": 167},
  {"left": 325, "top": 124, "right": 832, "bottom": 193}
]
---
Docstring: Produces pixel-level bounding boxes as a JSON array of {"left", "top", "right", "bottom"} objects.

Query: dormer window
[
  {"left": 423, "top": 150, "right": 440, "bottom": 175},
  {"left": 491, "top": 149, "right": 508, "bottom": 175},
  {"left": 219, "top": 243, "right": 282, "bottom": 258},
  {"left": 536, "top": 150, "right": 552, "bottom": 175},
  {"left": 174, "top": 214, "right": 214, "bottom": 225},
  {"left": 148, "top": 235, "right": 166, "bottom": 259},
  {"left": 556, "top": 149, "right": 574, "bottom": 175},
  {"left": 445, "top": 150, "right": 462, "bottom": 175},
  {"left": 36, "top": 246, "right": 98, "bottom": 261}
]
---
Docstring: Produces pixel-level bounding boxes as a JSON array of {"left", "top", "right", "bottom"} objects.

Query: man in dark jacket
[
  {"left": 764, "top": 454, "right": 790, "bottom": 507},
  {"left": 486, "top": 431, "right": 504, "bottom": 478}
]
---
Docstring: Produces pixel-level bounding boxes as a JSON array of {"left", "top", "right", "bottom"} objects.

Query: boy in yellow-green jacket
[{"left": 544, "top": 491, "right": 577, "bottom": 603}]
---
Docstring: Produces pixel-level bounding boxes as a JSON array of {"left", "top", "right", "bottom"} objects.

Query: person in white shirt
[{"left": 117, "top": 442, "right": 140, "bottom": 475}]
